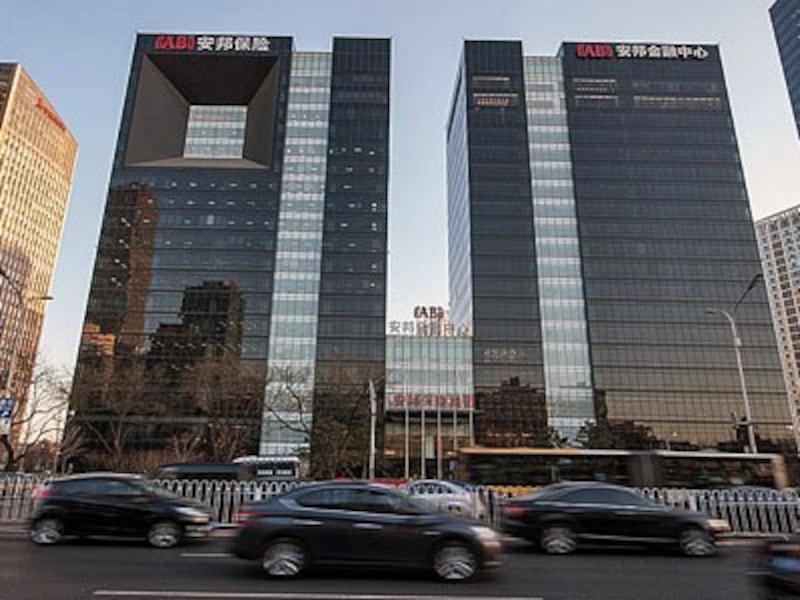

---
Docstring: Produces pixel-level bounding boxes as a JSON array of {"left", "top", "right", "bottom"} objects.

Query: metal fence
[{"left": 2, "top": 474, "right": 800, "bottom": 537}]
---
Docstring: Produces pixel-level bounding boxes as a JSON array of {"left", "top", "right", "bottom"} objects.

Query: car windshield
[
  {"left": 136, "top": 481, "right": 180, "bottom": 499},
  {"left": 391, "top": 491, "right": 434, "bottom": 514}
]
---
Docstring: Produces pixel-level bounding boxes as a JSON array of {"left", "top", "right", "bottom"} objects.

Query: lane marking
[
  {"left": 179, "top": 553, "right": 233, "bottom": 558},
  {"left": 94, "top": 592, "right": 543, "bottom": 600}
]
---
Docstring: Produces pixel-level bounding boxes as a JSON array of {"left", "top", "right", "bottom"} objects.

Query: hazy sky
[{"left": 1, "top": 0, "right": 798, "bottom": 371}]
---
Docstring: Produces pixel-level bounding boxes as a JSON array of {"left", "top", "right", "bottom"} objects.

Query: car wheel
[
  {"left": 30, "top": 518, "right": 64, "bottom": 545},
  {"left": 261, "top": 538, "right": 307, "bottom": 578},
  {"left": 540, "top": 525, "right": 577, "bottom": 555},
  {"left": 678, "top": 527, "right": 716, "bottom": 557},
  {"left": 147, "top": 521, "right": 182, "bottom": 549},
  {"left": 433, "top": 541, "right": 478, "bottom": 582}
]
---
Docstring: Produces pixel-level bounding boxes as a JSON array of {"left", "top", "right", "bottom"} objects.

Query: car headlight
[
  {"left": 706, "top": 519, "right": 730, "bottom": 533},
  {"left": 469, "top": 525, "right": 500, "bottom": 542},
  {"left": 174, "top": 506, "right": 208, "bottom": 519}
]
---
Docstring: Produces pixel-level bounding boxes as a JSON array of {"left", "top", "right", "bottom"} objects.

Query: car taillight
[
  {"left": 34, "top": 486, "right": 53, "bottom": 501},
  {"left": 235, "top": 510, "right": 258, "bottom": 524},
  {"left": 501, "top": 504, "right": 528, "bottom": 518}
]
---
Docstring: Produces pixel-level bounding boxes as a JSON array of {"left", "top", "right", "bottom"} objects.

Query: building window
[{"left": 184, "top": 105, "right": 247, "bottom": 159}]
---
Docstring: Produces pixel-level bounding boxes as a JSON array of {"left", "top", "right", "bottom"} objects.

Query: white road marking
[
  {"left": 179, "top": 552, "right": 233, "bottom": 558},
  {"left": 94, "top": 592, "right": 543, "bottom": 600}
]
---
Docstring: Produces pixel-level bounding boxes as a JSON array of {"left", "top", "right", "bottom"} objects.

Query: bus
[{"left": 456, "top": 447, "right": 790, "bottom": 490}]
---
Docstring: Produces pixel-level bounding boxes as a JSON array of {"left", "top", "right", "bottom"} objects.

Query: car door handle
[
  {"left": 353, "top": 522, "right": 383, "bottom": 530},
  {"left": 290, "top": 519, "right": 322, "bottom": 526},
  {"left": 613, "top": 510, "right": 637, "bottom": 516}
]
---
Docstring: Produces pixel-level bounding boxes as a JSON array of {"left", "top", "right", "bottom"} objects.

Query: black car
[
  {"left": 232, "top": 481, "right": 503, "bottom": 581},
  {"left": 753, "top": 537, "right": 800, "bottom": 599},
  {"left": 29, "top": 473, "right": 214, "bottom": 548},
  {"left": 501, "top": 482, "right": 730, "bottom": 556}
]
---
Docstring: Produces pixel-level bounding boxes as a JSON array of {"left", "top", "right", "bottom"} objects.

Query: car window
[
  {"left": 56, "top": 479, "right": 108, "bottom": 496},
  {"left": 95, "top": 479, "right": 143, "bottom": 496},
  {"left": 352, "top": 489, "right": 428, "bottom": 514},
  {"left": 294, "top": 488, "right": 354, "bottom": 510},
  {"left": 560, "top": 488, "right": 647, "bottom": 506}
]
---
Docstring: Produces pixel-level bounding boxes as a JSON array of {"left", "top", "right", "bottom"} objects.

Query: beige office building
[
  {"left": 756, "top": 205, "right": 800, "bottom": 449},
  {"left": 0, "top": 63, "right": 77, "bottom": 417}
]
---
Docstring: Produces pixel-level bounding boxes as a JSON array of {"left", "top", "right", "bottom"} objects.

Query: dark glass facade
[
  {"left": 447, "top": 40, "right": 796, "bottom": 453},
  {"left": 771, "top": 0, "right": 800, "bottom": 138},
  {"left": 447, "top": 42, "right": 548, "bottom": 447},
  {"left": 70, "top": 35, "right": 389, "bottom": 469},
  {"left": 562, "top": 42, "right": 792, "bottom": 452},
  {"left": 312, "top": 38, "right": 390, "bottom": 472}
]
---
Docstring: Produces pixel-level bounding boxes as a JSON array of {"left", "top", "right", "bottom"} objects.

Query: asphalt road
[{"left": 0, "top": 528, "right": 771, "bottom": 600}]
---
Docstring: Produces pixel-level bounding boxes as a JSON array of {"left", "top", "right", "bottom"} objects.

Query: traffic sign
[{"left": 0, "top": 397, "right": 14, "bottom": 436}]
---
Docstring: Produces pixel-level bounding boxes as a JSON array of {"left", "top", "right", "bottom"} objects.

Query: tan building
[
  {"left": 756, "top": 205, "right": 800, "bottom": 450},
  {"left": 0, "top": 64, "right": 77, "bottom": 420}
]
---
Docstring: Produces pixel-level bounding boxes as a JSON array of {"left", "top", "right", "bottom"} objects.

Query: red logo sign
[
  {"left": 154, "top": 35, "right": 197, "bottom": 51},
  {"left": 35, "top": 97, "right": 66, "bottom": 132},
  {"left": 576, "top": 44, "right": 614, "bottom": 59}
]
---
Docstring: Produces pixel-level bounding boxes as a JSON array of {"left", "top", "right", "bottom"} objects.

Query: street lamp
[
  {"left": 705, "top": 273, "right": 763, "bottom": 454},
  {"left": 0, "top": 264, "right": 53, "bottom": 433}
]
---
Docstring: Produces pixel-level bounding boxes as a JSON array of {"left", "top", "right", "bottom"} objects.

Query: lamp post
[
  {"left": 368, "top": 380, "right": 376, "bottom": 480},
  {"left": 706, "top": 273, "right": 763, "bottom": 454},
  {"left": 0, "top": 264, "right": 52, "bottom": 437}
]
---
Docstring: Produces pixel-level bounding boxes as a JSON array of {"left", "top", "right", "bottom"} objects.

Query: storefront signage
[
  {"left": 36, "top": 97, "right": 66, "bottom": 132},
  {"left": 387, "top": 393, "right": 474, "bottom": 411},
  {"left": 154, "top": 35, "right": 273, "bottom": 53},
  {"left": 576, "top": 43, "right": 709, "bottom": 61}
]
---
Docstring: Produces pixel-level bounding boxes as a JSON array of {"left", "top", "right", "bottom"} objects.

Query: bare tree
[
  {"left": 185, "top": 356, "right": 263, "bottom": 463},
  {"left": 308, "top": 365, "right": 384, "bottom": 479},
  {"left": 70, "top": 359, "right": 150, "bottom": 471},
  {"left": 53, "top": 418, "right": 85, "bottom": 473},
  {"left": 0, "top": 360, "right": 72, "bottom": 472},
  {"left": 261, "top": 366, "right": 313, "bottom": 438}
]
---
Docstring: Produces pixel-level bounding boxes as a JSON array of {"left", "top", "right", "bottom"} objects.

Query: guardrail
[{"left": 2, "top": 474, "right": 799, "bottom": 537}]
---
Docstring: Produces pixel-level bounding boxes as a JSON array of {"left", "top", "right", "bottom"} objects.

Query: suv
[{"left": 29, "top": 473, "right": 214, "bottom": 548}]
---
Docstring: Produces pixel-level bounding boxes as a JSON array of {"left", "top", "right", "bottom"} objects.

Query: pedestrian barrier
[{"left": 1, "top": 474, "right": 799, "bottom": 537}]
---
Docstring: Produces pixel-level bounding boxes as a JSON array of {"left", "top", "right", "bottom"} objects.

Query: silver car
[{"left": 405, "top": 480, "right": 486, "bottom": 520}]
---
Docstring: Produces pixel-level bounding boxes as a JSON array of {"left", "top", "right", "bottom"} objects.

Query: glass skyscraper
[
  {"left": 70, "top": 34, "right": 389, "bottom": 470},
  {"left": 771, "top": 0, "right": 800, "bottom": 138},
  {"left": 447, "top": 40, "right": 795, "bottom": 453}
]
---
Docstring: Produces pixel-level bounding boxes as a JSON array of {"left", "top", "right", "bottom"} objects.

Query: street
[{"left": 0, "top": 529, "right": 769, "bottom": 600}]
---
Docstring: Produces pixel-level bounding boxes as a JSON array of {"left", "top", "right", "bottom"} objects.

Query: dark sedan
[
  {"left": 232, "top": 481, "right": 503, "bottom": 581},
  {"left": 29, "top": 473, "right": 214, "bottom": 548},
  {"left": 501, "top": 482, "right": 730, "bottom": 556}
]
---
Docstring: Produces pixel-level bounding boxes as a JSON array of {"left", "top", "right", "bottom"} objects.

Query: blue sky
[{"left": 1, "top": 0, "right": 798, "bottom": 371}]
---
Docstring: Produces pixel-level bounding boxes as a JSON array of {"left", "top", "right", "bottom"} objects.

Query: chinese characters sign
[
  {"left": 387, "top": 393, "right": 474, "bottom": 412},
  {"left": 576, "top": 43, "right": 709, "bottom": 61},
  {"left": 153, "top": 35, "right": 273, "bottom": 53}
]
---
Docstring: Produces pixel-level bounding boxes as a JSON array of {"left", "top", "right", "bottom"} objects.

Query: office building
[
  {"left": 384, "top": 306, "right": 474, "bottom": 478},
  {"left": 447, "top": 40, "right": 794, "bottom": 452},
  {"left": 756, "top": 206, "right": 800, "bottom": 448},
  {"left": 771, "top": 0, "right": 800, "bottom": 138},
  {"left": 70, "top": 34, "right": 389, "bottom": 468},
  {"left": 0, "top": 63, "right": 77, "bottom": 429}
]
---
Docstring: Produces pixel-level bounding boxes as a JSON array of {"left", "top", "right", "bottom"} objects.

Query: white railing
[
  {"left": 2, "top": 474, "right": 799, "bottom": 537},
  {"left": 156, "top": 479, "right": 301, "bottom": 525},
  {"left": 639, "top": 487, "right": 800, "bottom": 536}
]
